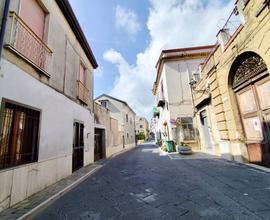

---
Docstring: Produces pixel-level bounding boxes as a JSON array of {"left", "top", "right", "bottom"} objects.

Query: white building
[
  {"left": 95, "top": 94, "right": 136, "bottom": 148},
  {"left": 0, "top": 0, "right": 97, "bottom": 211},
  {"left": 152, "top": 46, "right": 213, "bottom": 146}
]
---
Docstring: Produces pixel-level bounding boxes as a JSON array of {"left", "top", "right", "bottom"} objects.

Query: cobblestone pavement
[{"left": 34, "top": 144, "right": 270, "bottom": 220}]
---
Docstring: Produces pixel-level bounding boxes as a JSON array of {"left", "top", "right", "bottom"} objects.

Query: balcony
[
  {"left": 217, "top": 8, "right": 243, "bottom": 52},
  {"left": 157, "top": 99, "right": 165, "bottom": 108},
  {"left": 152, "top": 106, "right": 160, "bottom": 118},
  {"left": 78, "top": 81, "right": 90, "bottom": 105},
  {"left": 5, "top": 12, "right": 52, "bottom": 76}
]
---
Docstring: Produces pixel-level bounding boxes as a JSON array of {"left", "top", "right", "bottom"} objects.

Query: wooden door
[
  {"left": 72, "top": 122, "right": 84, "bottom": 172},
  {"left": 200, "top": 110, "right": 212, "bottom": 150},
  {"left": 236, "top": 78, "right": 270, "bottom": 165},
  {"left": 94, "top": 128, "right": 104, "bottom": 161}
]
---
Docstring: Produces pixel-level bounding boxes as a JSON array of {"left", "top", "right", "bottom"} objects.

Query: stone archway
[{"left": 229, "top": 52, "right": 270, "bottom": 166}]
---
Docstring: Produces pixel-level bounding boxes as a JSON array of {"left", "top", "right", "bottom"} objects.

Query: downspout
[{"left": 0, "top": 0, "right": 10, "bottom": 62}]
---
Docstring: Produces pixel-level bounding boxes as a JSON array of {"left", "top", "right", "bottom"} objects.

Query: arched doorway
[{"left": 230, "top": 52, "right": 270, "bottom": 166}]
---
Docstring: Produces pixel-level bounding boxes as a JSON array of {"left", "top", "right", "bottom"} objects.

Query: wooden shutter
[{"left": 20, "top": 0, "right": 46, "bottom": 40}]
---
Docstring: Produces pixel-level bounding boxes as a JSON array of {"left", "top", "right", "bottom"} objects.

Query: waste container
[{"left": 166, "top": 140, "right": 174, "bottom": 152}]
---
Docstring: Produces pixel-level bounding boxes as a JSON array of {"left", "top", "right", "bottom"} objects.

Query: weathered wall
[
  {"left": 3, "top": 0, "right": 94, "bottom": 111},
  {"left": 94, "top": 102, "right": 134, "bottom": 158},
  {"left": 95, "top": 96, "right": 136, "bottom": 147},
  {"left": 0, "top": 59, "right": 94, "bottom": 211},
  {"left": 194, "top": 0, "right": 270, "bottom": 162}
]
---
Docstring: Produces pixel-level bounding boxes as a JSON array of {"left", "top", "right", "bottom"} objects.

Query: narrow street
[{"left": 33, "top": 144, "right": 270, "bottom": 220}]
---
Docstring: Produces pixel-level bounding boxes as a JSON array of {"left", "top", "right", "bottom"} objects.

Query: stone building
[
  {"left": 95, "top": 94, "right": 136, "bottom": 149},
  {"left": 135, "top": 116, "right": 149, "bottom": 140},
  {"left": 0, "top": 0, "right": 97, "bottom": 211},
  {"left": 152, "top": 46, "right": 213, "bottom": 146},
  {"left": 193, "top": 0, "right": 270, "bottom": 166}
]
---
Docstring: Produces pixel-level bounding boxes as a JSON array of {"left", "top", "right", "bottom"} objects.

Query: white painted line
[{"left": 17, "top": 165, "right": 102, "bottom": 220}]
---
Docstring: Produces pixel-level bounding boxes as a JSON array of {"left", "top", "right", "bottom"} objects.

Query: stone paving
[
  {"left": 0, "top": 162, "right": 103, "bottom": 220},
  {"left": 32, "top": 144, "right": 270, "bottom": 220}
]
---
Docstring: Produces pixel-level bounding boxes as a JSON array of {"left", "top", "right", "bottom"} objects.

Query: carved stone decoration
[{"left": 232, "top": 55, "right": 267, "bottom": 88}]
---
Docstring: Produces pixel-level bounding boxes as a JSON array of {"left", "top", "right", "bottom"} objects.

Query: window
[
  {"left": 78, "top": 62, "right": 89, "bottom": 104},
  {"left": 100, "top": 101, "right": 107, "bottom": 108},
  {"left": 0, "top": 101, "right": 40, "bottom": 169},
  {"left": 73, "top": 122, "right": 84, "bottom": 148},
  {"left": 127, "top": 133, "right": 129, "bottom": 139},
  {"left": 140, "top": 125, "right": 143, "bottom": 128},
  {"left": 180, "top": 117, "right": 195, "bottom": 140},
  {"left": 126, "top": 114, "right": 128, "bottom": 122},
  {"left": 130, "top": 117, "right": 132, "bottom": 125},
  {"left": 79, "top": 62, "right": 86, "bottom": 85}
]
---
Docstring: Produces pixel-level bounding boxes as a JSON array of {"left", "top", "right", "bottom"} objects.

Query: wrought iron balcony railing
[
  {"left": 78, "top": 81, "right": 90, "bottom": 105},
  {"left": 217, "top": 7, "right": 243, "bottom": 51},
  {"left": 6, "top": 12, "right": 52, "bottom": 75}
]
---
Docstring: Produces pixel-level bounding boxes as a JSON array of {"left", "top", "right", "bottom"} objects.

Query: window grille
[{"left": 0, "top": 101, "right": 40, "bottom": 170}]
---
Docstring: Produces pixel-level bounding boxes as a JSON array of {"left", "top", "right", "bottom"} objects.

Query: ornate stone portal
[{"left": 232, "top": 54, "right": 267, "bottom": 88}]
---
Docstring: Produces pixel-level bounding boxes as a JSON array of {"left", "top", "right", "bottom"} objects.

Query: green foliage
[{"left": 136, "top": 132, "right": 146, "bottom": 140}]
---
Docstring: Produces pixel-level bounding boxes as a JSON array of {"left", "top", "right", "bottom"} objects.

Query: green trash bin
[{"left": 166, "top": 140, "right": 174, "bottom": 153}]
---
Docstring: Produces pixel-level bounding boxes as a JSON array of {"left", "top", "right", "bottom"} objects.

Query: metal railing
[
  {"left": 6, "top": 12, "right": 52, "bottom": 73},
  {"left": 78, "top": 81, "right": 90, "bottom": 104},
  {"left": 218, "top": 7, "right": 243, "bottom": 47}
]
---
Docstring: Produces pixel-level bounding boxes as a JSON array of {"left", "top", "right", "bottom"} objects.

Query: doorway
[
  {"left": 200, "top": 110, "right": 212, "bottom": 150},
  {"left": 94, "top": 128, "right": 105, "bottom": 161},
  {"left": 231, "top": 52, "right": 270, "bottom": 166},
  {"left": 235, "top": 78, "right": 270, "bottom": 165},
  {"left": 72, "top": 122, "right": 84, "bottom": 172}
]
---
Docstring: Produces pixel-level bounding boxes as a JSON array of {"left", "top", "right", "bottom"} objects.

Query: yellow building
[{"left": 193, "top": 0, "right": 270, "bottom": 167}]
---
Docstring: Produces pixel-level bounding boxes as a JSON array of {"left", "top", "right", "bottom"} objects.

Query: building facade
[
  {"left": 193, "top": 0, "right": 270, "bottom": 166},
  {"left": 152, "top": 46, "right": 213, "bottom": 147},
  {"left": 94, "top": 102, "right": 128, "bottom": 160},
  {"left": 135, "top": 116, "right": 149, "bottom": 140},
  {"left": 95, "top": 94, "right": 136, "bottom": 149},
  {"left": 0, "top": 0, "right": 97, "bottom": 211}
]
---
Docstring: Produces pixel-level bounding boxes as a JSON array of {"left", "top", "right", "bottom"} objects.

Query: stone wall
[{"left": 193, "top": 1, "right": 270, "bottom": 162}]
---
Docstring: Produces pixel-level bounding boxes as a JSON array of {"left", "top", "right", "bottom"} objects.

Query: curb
[
  {"left": 17, "top": 145, "right": 137, "bottom": 219},
  {"left": 17, "top": 165, "right": 102, "bottom": 220}
]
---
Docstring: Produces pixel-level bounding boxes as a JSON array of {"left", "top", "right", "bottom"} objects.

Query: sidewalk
[
  {"left": 0, "top": 145, "right": 137, "bottom": 220},
  {"left": 0, "top": 162, "right": 103, "bottom": 220}
]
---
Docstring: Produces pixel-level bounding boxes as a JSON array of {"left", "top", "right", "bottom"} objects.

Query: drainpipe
[{"left": 0, "top": 0, "right": 10, "bottom": 62}]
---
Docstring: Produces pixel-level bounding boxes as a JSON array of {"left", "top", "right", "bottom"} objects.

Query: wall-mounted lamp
[{"left": 189, "top": 79, "right": 210, "bottom": 94}]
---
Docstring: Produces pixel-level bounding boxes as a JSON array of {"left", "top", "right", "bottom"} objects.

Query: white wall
[{"left": 0, "top": 59, "right": 94, "bottom": 210}]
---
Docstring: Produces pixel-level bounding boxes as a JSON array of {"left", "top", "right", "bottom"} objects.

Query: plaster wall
[
  {"left": 3, "top": 0, "right": 94, "bottom": 111},
  {"left": 0, "top": 59, "right": 94, "bottom": 210}
]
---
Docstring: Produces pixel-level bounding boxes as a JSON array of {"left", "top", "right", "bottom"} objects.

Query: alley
[{"left": 33, "top": 144, "right": 270, "bottom": 220}]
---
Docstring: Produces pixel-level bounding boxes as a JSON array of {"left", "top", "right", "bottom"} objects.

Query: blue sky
[
  {"left": 69, "top": 0, "right": 150, "bottom": 96},
  {"left": 69, "top": 0, "right": 235, "bottom": 120}
]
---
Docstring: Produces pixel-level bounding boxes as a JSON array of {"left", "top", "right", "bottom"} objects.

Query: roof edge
[
  {"left": 55, "top": 0, "right": 98, "bottom": 69},
  {"left": 95, "top": 94, "right": 136, "bottom": 115}
]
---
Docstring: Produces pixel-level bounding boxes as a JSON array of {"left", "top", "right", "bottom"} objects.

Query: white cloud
[
  {"left": 105, "top": 0, "right": 235, "bottom": 119},
  {"left": 115, "top": 5, "right": 141, "bottom": 36}
]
